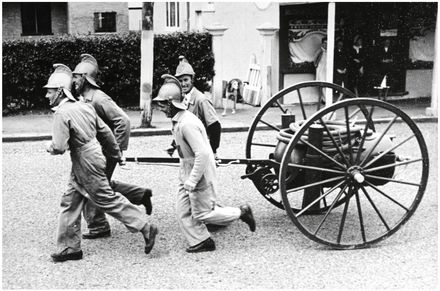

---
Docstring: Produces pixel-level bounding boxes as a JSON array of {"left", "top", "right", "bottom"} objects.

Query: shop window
[
  {"left": 94, "top": 12, "right": 117, "bottom": 33},
  {"left": 166, "top": 2, "right": 180, "bottom": 30},
  {"left": 21, "top": 3, "right": 52, "bottom": 36}
]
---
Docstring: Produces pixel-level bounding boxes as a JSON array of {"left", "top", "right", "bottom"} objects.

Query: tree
[{"left": 139, "top": 2, "right": 154, "bottom": 128}]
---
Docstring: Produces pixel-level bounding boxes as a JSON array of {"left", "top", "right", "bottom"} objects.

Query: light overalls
[
  {"left": 172, "top": 110, "right": 241, "bottom": 247},
  {"left": 81, "top": 89, "right": 149, "bottom": 233},
  {"left": 49, "top": 100, "right": 149, "bottom": 253}
]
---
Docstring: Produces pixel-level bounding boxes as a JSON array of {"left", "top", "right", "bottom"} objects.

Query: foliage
[{"left": 2, "top": 31, "right": 214, "bottom": 112}]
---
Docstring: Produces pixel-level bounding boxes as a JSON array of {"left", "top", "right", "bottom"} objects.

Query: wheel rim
[
  {"left": 279, "top": 98, "right": 429, "bottom": 249},
  {"left": 245, "top": 81, "right": 356, "bottom": 210}
]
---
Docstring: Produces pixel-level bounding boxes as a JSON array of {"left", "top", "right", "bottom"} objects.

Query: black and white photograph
[{"left": 2, "top": 1, "right": 438, "bottom": 289}]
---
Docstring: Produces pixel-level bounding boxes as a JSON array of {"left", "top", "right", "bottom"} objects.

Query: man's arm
[
  {"left": 181, "top": 124, "right": 210, "bottom": 191},
  {"left": 47, "top": 112, "right": 69, "bottom": 155},
  {"left": 96, "top": 98, "right": 131, "bottom": 151},
  {"left": 199, "top": 99, "right": 221, "bottom": 154},
  {"left": 206, "top": 121, "right": 221, "bottom": 155},
  {"left": 95, "top": 114, "right": 121, "bottom": 160}
]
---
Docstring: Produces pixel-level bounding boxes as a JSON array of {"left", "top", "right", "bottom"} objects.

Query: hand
[
  {"left": 166, "top": 145, "right": 176, "bottom": 157},
  {"left": 46, "top": 142, "right": 55, "bottom": 155},
  {"left": 214, "top": 153, "right": 220, "bottom": 167},
  {"left": 118, "top": 156, "right": 126, "bottom": 166},
  {"left": 183, "top": 180, "right": 196, "bottom": 192}
]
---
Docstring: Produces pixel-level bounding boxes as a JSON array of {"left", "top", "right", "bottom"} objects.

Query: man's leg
[
  {"left": 82, "top": 201, "right": 111, "bottom": 239},
  {"left": 52, "top": 174, "right": 86, "bottom": 262},
  {"left": 176, "top": 185, "right": 211, "bottom": 247},
  {"left": 81, "top": 156, "right": 118, "bottom": 238},
  {"left": 75, "top": 148, "right": 158, "bottom": 254},
  {"left": 189, "top": 184, "right": 241, "bottom": 226},
  {"left": 111, "top": 180, "right": 152, "bottom": 215}
]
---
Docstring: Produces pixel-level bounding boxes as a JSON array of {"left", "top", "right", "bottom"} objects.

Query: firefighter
[
  {"left": 170, "top": 56, "right": 221, "bottom": 158},
  {"left": 45, "top": 64, "right": 157, "bottom": 262},
  {"left": 153, "top": 74, "right": 255, "bottom": 253},
  {"left": 72, "top": 54, "right": 152, "bottom": 240}
]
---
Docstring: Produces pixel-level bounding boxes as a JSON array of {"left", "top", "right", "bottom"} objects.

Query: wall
[
  {"left": 67, "top": 2, "right": 128, "bottom": 35},
  {"left": 2, "top": 3, "right": 67, "bottom": 39},
  {"left": 283, "top": 73, "right": 318, "bottom": 104},
  {"left": 403, "top": 69, "right": 433, "bottom": 99},
  {"left": 2, "top": 2, "right": 21, "bottom": 39},
  {"left": 51, "top": 3, "right": 68, "bottom": 35},
  {"left": 197, "top": 2, "right": 280, "bottom": 95}
]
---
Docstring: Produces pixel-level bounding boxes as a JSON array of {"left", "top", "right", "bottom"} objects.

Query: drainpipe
[{"left": 426, "top": 4, "right": 439, "bottom": 116}]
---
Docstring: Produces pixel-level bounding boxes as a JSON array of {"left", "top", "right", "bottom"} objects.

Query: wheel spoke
[
  {"left": 349, "top": 107, "right": 362, "bottom": 119},
  {"left": 365, "top": 174, "right": 421, "bottom": 187},
  {"left": 360, "top": 185, "right": 390, "bottom": 231},
  {"left": 313, "top": 184, "right": 348, "bottom": 235},
  {"left": 364, "top": 158, "right": 423, "bottom": 173},
  {"left": 296, "top": 89, "right": 307, "bottom": 120},
  {"left": 300, "top": 137, "right": 347, "bottom": 170},
  {"left": 287, "top": 163, "right": 346, "bottom": 175},
  {"left": 316, "top": 85, "right": 324, "bottom": 111},
  {"left": 354, "top": 187, "right": 366, "bottom": 243},
  {"left": 251, "top": 142, "right": 277, "bottom": 148},
  {"left": 259, "top": 119, "right": 281, "bottom": 132},
  {"left": 287, "top": 175, "right": 345, "bottom": 194},
  {"left": 344, "top": 106, "right": 354, "bottom": 165},
  {"left": 360, "top": 115, "right": 398, "bottom": 166},
  {"left": 274, "top": 100, "right": 288, "bottom": 114},
  {"left": 319, "top": 117, "right": 350, "bottom": 165},
  {"left": 363, "top": 135, "right": 415, "bottom": 168},
  {"left": 355, "top": 105, "right": 376, "bottom": 164},
  {"left": 322, "top": 188, "right": 328, "bottom": 208},
  {"left": 337, "top": 185, "right": 352, "bottom": 244},
  {"left": 295, "top": 180, "right": 346, "bottom": 217},
  {"left": 365, "top": 180, "right": 410, "bottom": 212}
]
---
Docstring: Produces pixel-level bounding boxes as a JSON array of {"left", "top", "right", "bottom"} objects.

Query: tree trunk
[{"left": 140, "top": 2, "right": 154, "bottom": 128}]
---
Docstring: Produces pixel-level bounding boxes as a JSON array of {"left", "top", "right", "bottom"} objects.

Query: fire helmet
[
  {"left": 43, "top": 64, "right": 76, "bottom": 101},
  {"left": 175, "top": 56, "right": 195, "bottom": 78},
  {"left": 153, "top": 74, "right": 186, "bottom": 110},
  {"left": 72, "top": 53, "right": 100, "bottom": 88}
]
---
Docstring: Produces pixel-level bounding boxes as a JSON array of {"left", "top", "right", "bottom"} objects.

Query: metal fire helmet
[
  {"left": 43, "top": 63, "right": 76, "bottom": 101},
  {"left": 175, "top": 55, "right": 195, "bottom": 78},
  {"left": 153, "top": 74, "right": 186, "bottom": 110},
  {"left": 72, "top": 53, "right": 100, "bottom": 88}
]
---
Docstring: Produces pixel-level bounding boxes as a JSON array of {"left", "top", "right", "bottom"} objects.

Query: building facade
[
  {"left": 2, "top": 2, "right": 129, "bottom": 39},
  {"left": 147, "top": 2, "right": 437, "bottom": 105},
  {"left": 3, "top": 2, "right": 437, "bottom": 107}
]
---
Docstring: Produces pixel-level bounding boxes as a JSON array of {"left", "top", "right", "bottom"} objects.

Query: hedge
[{"left": 2, "top": 31, "right": 214, "bottom": 112}]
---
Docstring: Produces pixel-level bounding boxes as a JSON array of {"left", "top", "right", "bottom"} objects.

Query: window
[
  {"left": 166, "top": 2, "right": 180, "bottom": 28},
  {"left": 94, "top": 12, "right": 117, "bottom": 33},
  {"left": 21, "top": 3, "right": 52, "bottom": 36}
]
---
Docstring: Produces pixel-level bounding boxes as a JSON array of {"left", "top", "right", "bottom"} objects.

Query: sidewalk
[{"left": 2, "top": 98, "right": 437, "bottom": 142}]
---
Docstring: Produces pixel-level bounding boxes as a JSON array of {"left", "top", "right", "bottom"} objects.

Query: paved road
[{"left": 2, "top": 126, "right": 437, "bottom": 289}]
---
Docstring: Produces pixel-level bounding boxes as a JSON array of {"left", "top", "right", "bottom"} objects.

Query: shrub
[{"left": 2, "top": 31, "right": 214, "bottom": 111}]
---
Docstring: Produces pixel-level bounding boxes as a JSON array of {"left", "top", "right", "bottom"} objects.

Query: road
[{"left": 2, "top": 125, "right": 437, "bottom": 289}]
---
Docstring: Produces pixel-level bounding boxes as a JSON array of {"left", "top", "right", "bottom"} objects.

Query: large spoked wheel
[
  {"left": 279, "top": 98, "right": 429, "bottom": 249},
  {"left": 245, "top": 81, "right": 356, "bottom": 210}
]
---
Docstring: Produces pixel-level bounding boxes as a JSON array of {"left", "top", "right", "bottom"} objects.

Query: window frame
[
  {"left": 165, "top": 2, "right": 181, "bottom": 31},
  {"left": 20, "top": 2, "right": 53, "bottom": 36},
  {"left": 94, "top": 11, "right": 117, "bottom": 33}
]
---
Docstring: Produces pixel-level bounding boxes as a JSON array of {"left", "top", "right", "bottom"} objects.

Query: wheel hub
[{"left": 347, "top": 166, "right": 365, "bottom": 184}]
